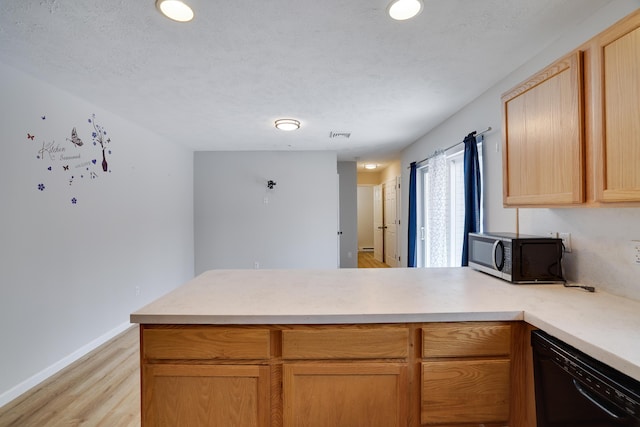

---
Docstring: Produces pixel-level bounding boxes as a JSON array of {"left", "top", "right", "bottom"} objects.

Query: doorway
[{"left": 357, "top": 176, "right": 400, "bottom": 268}]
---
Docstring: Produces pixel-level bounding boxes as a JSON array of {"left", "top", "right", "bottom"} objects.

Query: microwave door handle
[{"left": 492, "top": 240, "right": 504, "bottom": 271}]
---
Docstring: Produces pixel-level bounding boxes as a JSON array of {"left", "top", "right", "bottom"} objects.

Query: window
[{"left": 416, "top": 141, "right": 483, "bottom": 267}]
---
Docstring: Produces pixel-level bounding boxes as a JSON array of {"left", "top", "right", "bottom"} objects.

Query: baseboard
[{"left": 0, "top": 321, "right": 133, "bottom": 408}]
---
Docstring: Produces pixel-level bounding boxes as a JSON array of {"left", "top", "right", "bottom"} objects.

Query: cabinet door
[
  {"left": 283, "top": 363, "right": 408, "bottom": 427},
  {"left": 142, "top": 364, "right": 270, "bottom": 427},
  {"left": 421, "top": 359, "right": 510, "bottom": 425},
  {"left": 501, "top": 52, "right": 585, "bottom": 206},
  {"left": 592, "top": 11, "right": 640, "bottom": 202}
]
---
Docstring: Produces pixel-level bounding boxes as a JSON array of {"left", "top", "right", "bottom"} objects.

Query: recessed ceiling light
[
  {"left": 387, "top": 0, "right": 423, "bottom": 20},
  {"left": 364, "top": 164, "right": 378, "bottom": 170},
  {"left": 274, "top": 119, "right": 300, "bottom": 131},
  {"left": 156, "top": 0, "right": 194, "bottom": 22}
]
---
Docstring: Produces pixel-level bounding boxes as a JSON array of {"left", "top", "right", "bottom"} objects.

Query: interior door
[
  {"left": 384, "top": 178, "right": 398, "bottom": 267},
  {"left": 336, "top": 173, "right": 341, "bottom": 267},
  {"left": 373, "top": 184, "right": 384, "bottom": 263}
]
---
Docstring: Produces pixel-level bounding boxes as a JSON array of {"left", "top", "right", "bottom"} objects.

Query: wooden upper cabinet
[
  {"left": 591, "top": 10, "right": 640, "bottom": 203},
  {"left": 501, "top": 51, "right": 585, "bottom": 206},
  {"left": 501, "top": 9, "right": 640, "bottom": 207}
]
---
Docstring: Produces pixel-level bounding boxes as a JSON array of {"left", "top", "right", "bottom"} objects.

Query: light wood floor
[
  {"left": 0, "top": 326, "right": 141, "bottom": 427},
  {"left": 0, "top": 256, "right": 389, "bottom": 426},
  {"left": 358, "top": 250, "right": 390, "bottom": 268}
]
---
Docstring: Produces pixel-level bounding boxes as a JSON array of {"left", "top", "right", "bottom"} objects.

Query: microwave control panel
[{"left": 502, "top": 243, "right": 512, "bottom": 275}]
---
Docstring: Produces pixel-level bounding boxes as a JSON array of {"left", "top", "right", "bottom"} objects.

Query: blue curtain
[
  {"left": 461, "top": 133, "right": 482, "bottom": 266},
  {"left": 407, "top": 162, "right": 418, "bottom": 267}
]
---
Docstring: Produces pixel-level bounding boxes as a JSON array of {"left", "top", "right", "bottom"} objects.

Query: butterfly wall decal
[
  {"left": 63, "top": 165, "right": 69, "bottom": 171},
  {"left": 66, "top": 127, "right": 84, "bottom": 147},
  {"left": 27, "top": 133, "right": 35, "bottom": 140}
]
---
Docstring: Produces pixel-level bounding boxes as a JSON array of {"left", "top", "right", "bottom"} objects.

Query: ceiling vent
[{"left": 329, "top": 131, "right": 351, "bottom": 139}]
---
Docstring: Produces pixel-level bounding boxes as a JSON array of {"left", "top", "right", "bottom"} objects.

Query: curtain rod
[{"left": 409, "top": 126, "right": 492, "bottom": 168}]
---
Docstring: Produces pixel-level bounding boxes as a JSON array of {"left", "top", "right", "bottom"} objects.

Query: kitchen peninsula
[{"left": 131, "top": 268, "right": 640, "bottom": 427}]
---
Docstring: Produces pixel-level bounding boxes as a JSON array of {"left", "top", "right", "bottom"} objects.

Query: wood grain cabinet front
[
  {"left": 500, "top": 9, "right": 640, "bottom": 207},
  {"left": 281, "top": 326, "right": 410, "bottom": 427},
  {"left": 501, "top": 51, "right": 585, "bottom": 207},
  {"left": 142, "top": 326, "right": 271, "bottom": 360},
  {"left": 143, "top": 364, "right": 270, "bottom": 427},
  {"left": 140, "top": 326, "right": 272, "bottom": 427},
  {"left": 591, "top": 10, "right": 640, "bottom": 203},
  {"left": 421, "top": 322, "right": 512, "bottom": 426},
  {"left": 282, "top": 363, "right": 408, "bottom": 427},
  {"left": 281, "top": 326, "right": 409, "bottom": 359},
  {"left": 139, "top": 322, "right": 531, "bottom": 427}
]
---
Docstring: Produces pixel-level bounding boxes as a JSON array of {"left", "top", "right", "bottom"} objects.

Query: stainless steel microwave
[{"left": 468, "top": 232, "right": 565, "bottom": 283}]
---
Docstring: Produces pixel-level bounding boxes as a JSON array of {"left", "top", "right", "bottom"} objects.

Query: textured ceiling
[{"left": 0, "top": 0, "right": 612, "bottom": 167}]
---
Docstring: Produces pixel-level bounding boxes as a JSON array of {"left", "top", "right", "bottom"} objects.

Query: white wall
[
  {"left": 357, "top": 186, "right": 374, "bottom": 250},
  {"left": 338, "top": 162, "right": 358, "bottom": 268},
  {"left": 194, "top": 151, "right": 338, "bottom": 273},
  {"left": 0, "top": 63, "right": 194, "bottom": 404},
  {"left": 400, "top": 0, "right": 640, "bottom": 301}
]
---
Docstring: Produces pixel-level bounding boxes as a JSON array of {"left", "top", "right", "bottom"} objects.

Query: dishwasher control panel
[{"left": 550, "top": 345, "right": 640, "bottom": 417}]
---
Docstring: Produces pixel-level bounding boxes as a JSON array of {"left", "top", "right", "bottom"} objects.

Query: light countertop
[{"left": 130, "top": 267, "right": 640, "bottom": 381}]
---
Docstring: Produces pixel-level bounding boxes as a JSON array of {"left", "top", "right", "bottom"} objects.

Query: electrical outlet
[
  {"left": 631, "top": 240, "right": 640, "bottom": 265},
  {"left": 559, "top": 232, "right": 572, "bottom": 253},
  {"left": 135, "top": 286, "right": 140, "bottom": 296},
  {"left": 254, "top": 261, "right": 260, "bottom": 269}
]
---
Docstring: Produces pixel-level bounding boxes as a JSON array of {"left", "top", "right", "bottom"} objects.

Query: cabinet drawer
[
  {"left": 421, "top": 359, "right": 511, "bottom": 425},
  {"left": 422, "top": 323, "right": 511, "bottom": 358},
  {"left": 143, "top": 327, "right": 270, "bottom": 360},
  {"left": 282, "top": 327, "right": 409, "bottom": 359}
]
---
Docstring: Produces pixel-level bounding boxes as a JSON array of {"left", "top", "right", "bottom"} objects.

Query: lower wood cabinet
[
  {"left": 140, "top": 322, "right": 532, "bottom": 427},
  {"left": 421, "top": 359, "right": 510, "bottom": 425},
  {"left": 421, "top": 322, "right": 513, "bottom": 426},
  {"left": 142, "top": 364, "right": 270, "bottom": 427},
  {"left": 283, "top": 363, "right": 408, "bottom": 427}
]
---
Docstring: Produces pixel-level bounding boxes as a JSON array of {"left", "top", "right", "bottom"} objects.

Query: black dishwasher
[{"left": 532, "top": 330, "right": 640, "bottom": 426}]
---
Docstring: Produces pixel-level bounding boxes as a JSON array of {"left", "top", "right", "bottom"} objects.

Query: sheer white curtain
[{"left": 425, "top": 151, "right": 449, "bottom": 267}]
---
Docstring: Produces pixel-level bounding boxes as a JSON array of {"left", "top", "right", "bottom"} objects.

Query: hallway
[{"left": 357, "top": 251, "right": 390, "bottom": 268}]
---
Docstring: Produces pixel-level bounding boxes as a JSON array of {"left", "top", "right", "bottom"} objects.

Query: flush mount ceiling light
[
  {"left": 387, "top": 0, "right": 423, "bottom": 20},
  {"left": 364, "top": 164, "right": 378, "bottom": 170},
  {"left": 274, "top": 119, "right": 300, "bottom": 131},
  {"left": 156, "top": 0, "right": 194, "bottom": 22}
]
